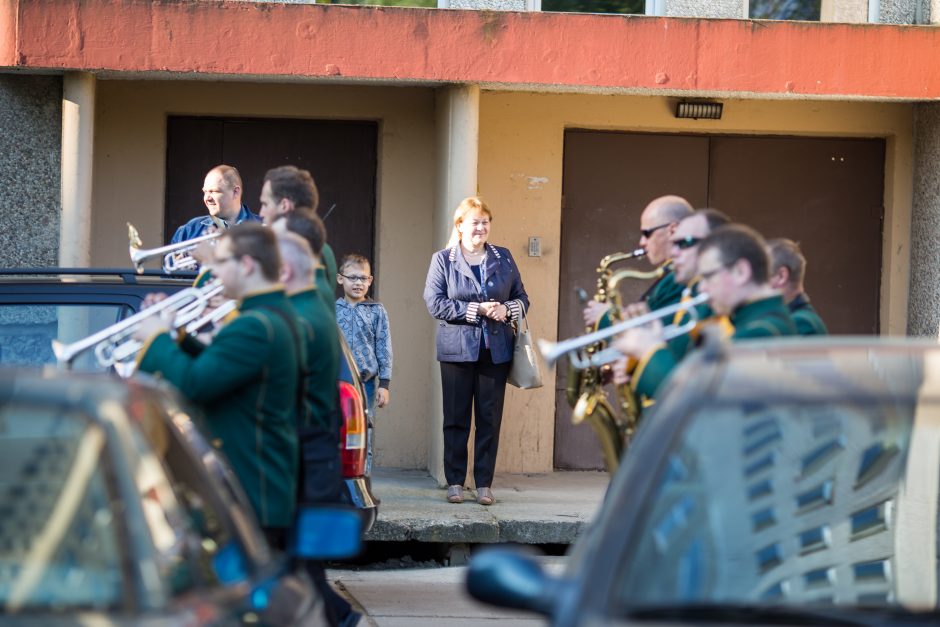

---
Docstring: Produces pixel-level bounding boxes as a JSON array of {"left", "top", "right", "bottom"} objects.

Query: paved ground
[
  {"left": 330, "top": 561, "right": 564, "bottom": 627},
  {"left": 365, "top": 468, "right": 610, "bottom": 545}
]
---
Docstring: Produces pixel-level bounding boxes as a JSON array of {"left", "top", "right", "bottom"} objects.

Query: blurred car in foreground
[
  {"left": 469, "top": 337, "right": 940, "bottom": 625},
  {"left": 0, "top": 268, "right": 378, "bottom": 532},
  {"left": 0, "top": 368, "right": 360, "bottom": 625}
]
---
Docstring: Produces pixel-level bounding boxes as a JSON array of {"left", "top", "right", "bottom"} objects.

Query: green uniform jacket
[
  {"left": 633, "top": 294, "right": 797, "bottom": 402},
  {"left": 290, "top": 287, "right": 341, "bottom": 432},
  {"left": 789, "top": 293, "right": 828, "bottom": 336},
  {"left": 321, "top": 243, "right": 338, "bottom": 288},
  {"left": 315, "top": 266, "right": 337, "bottom": 316},
  {"left": 138, "top": 288, "right": 301, "bottom": 529},
  {"left": 645, "top": 266, "right": 685, "bottom": 312},
  {"left": 665, "top": 279, "right": 713, "bottom": 359}
]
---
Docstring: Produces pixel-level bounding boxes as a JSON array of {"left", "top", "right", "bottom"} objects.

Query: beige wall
[
  {"left": 479, "top": 91, "right": 913, "bottom": 474},
  {"left": 91, "top": 80, "right": 436, "bottom": 469},
  {"left": 88, "top": 82, "right": 914, "bottom": 476}
]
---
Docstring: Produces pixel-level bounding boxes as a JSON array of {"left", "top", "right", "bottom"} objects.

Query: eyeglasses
[
  {"left": 640, "top": 223, "right": 671, "bottom": 239},
  {"left": 699, "top": 263, "right": 731, "bottom": 280},
  {"left": 340, "top": 274, "right": 372, "bottom": 284},
  {"left": 670, "top": 236, "right": 702, "bottom": 251}
]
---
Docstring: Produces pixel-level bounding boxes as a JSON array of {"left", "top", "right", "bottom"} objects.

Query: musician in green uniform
[
  {"left": 258, "top": 164, "right": 339, "bottom": 290},
  {"left": 275, "top": 228, "right": 343, "bottom": 504},
  {"left": 614, "top": 224, "right": 797, "bottom": 402},
  {"left": 133, "top": 223, "right": 302, "bottom": 546},
  {"left": 767, "top": 238, "right": 829, "bottom": 336},
  {"left": 583, "top": 195, "right": 694, "bottom": 329},
  {"left": 662, "top": 208, "right": 731, "bottom": 358}
]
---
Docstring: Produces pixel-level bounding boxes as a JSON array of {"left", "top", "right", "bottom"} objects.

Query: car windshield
[
  {"left": 613, "top": 347, "right": 940, "bottom": 614},
  {"left": 0, "top": 403, "right": 123, "bottom": 611},
  {"left": 0, "top": 304, "right": 125, "bottom": 371}
]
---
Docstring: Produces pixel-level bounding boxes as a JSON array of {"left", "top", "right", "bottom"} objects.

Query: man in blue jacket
[{"left": 170, "top": 165, "right": 262, "bottom": 244}]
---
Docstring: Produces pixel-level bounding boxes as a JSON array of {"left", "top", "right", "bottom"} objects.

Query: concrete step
[{"left": 364, "top": 468, "right": 610, "bottom": 545}]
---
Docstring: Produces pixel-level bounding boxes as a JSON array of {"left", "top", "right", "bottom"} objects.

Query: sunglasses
[
  {"left": 640, "top": 223, "right": 671, "bottom": 239},
  {"left": 670, "top": 236, "right": 702, "bottom": 250}
]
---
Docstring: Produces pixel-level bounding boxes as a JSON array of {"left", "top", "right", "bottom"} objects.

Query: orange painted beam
[{"left": 3, "top": 0, "right": 940, "bottom": 99}]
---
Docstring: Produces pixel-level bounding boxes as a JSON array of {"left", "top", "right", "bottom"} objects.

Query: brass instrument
[
  {"left": 564, "top": 247, "right": 664, "bottom": 471},
  {"left": 51, "top": 279, "right": 224, "bottom": 369},
  {"left": 128, "top": 223, "right": 219, "bottom": 274},
  {"left": 540, "top": 293, "right": 710, "bottom": 369}
]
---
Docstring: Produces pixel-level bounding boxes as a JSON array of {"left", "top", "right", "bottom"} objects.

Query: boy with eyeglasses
[{"left": 336, "top": 254, "right": 393, "bottom": 473}]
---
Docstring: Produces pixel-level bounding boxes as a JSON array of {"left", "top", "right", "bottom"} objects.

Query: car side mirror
[
  {"left": 291, "top": 505, "right": 362, "bottom": 560},
  {"left": 465, "top": 548, "right": 559, "bottom": 616}
]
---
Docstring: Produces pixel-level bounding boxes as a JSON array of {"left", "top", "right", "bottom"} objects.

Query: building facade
[{"left": 2, "top": 0, "right": 939, "bottom": 478}]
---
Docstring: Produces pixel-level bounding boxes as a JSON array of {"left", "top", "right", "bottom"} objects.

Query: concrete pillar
[
  {"left": 60, "top": 72, "right": 95, "bottom": 267},
  {"left": 0, "top": 75, "right": 62, "bottom": 267},
  {"left": 429, "top": 84, "right": 480, "bottom": 485},
  {"left": 821, "top": 0, "right": 869, "bottom": 22},
  {"left": 873, "top": 0, "right": 923, "bottom": 23},
  {"left": 909, "top": 103, "right": 940, "bottom": 337}
]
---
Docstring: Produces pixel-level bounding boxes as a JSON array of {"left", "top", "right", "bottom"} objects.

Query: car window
[
  {"left": 611, "top": 396, "right": 934, "bottom": 612},
  {"left": 0, "top": 304, "right": 126, "bottom": 370},
  {"left": 130, "top": 398, "right": 261, "bottom": 589},
  {"left": 0, "top": 404, "right": 123, "bottom": 611}
]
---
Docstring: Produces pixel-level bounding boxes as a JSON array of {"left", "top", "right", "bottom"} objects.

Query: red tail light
[{"left": 338, "top": 381, "right": 366, "bottom": 478}]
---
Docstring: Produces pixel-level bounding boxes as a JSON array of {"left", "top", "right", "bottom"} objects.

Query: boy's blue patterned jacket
[{"left": 335, "top": 298, "right": 393, "bottom": 389}]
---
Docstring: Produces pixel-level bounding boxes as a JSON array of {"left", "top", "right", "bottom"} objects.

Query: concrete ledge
[{"left": 365, "top": 468, "right": 609, "bottom": 545}]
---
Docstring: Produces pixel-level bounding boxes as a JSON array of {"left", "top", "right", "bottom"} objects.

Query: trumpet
[
  {"left": 52, "top": 280, "right": 223, "bottom": 368},
  {"left": 128, "top": 223, "right": 219, "bottom": 274},
  {"left": 540, "top": 293, "right": 709, "bottom": 369}
]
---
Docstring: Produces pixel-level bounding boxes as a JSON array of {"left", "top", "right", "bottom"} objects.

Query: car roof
[
  {"left": 0, "top": 268, "right": 196, "bottom": 287},
  {"left": 687, "top": 335, "right": 940, "bottom": 404}
]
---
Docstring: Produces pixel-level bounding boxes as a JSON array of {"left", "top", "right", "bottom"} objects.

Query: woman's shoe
[
  {"left": 447, "top": 485, "right": 464, "bottom": 503},
  {"left": 477, "top": 487, "right": 494, "bottom": 506}
]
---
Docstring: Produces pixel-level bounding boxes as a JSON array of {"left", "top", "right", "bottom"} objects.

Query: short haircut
[
  {"left": 699, "top": 224, "right": 770, "bottom": 285},
  {"left": 696, "top": 208, "right": 732, "bottom": 232},
  {"left": 340, "top": 253, "right": 371, "bottom": 275},
  {"left": 447, "top": 197, "right": 493, "bottom": 247},
  {"left": 282, "top": 207, "right": 327, "bottom": 256},
  {"left": 277, "top": 231, "right": 315, "bottom": 283},
  {"left": 653, "top": 196, "right": 694, "bottom": 224},
  {"left": 263, "top": 165, "right": 319, "bottom": 212},
  {"left": 224, "top": 223, "right": 281, "bottom": 282},
  {"left": 767, "top": 237, "right": 806, "bottom": 285},
  {"left": 212, "top": 164, "right": 242, "bottom": 190}
]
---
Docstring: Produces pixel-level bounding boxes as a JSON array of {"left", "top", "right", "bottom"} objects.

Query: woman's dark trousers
[{"left": 440, "top": 348, "right": 511, "bottom": 488}]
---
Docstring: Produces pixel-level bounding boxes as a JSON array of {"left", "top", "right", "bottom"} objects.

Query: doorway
[{"left": 555, "top": 130, "right": 885, "bottom": 469}]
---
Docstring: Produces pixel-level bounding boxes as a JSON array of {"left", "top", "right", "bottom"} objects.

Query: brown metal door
[
  {"left": 557, "top": 131, "right": 884, "bottom": 470},
  {"left": 165, "top": 117, "right": 378, "bottom": 299},
  {"left": 707, "top": 136, "right": 884, "bottom": 334},
  {"left": 556, "top": 131, "right": 709, "bottom": 470}
]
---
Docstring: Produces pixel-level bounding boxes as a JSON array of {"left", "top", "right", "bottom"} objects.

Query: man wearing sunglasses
[
  {"left": 583, "top": 195, "right": 694, "bottom": 328},
  {"left": 614, "top": 224, "right": 796, "bottom": 405}
]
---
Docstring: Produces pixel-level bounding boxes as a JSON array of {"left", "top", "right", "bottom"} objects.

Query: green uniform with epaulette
[
  {"left": 633, "top": 294, "right": 797, "bottom": 404},
  {"left": 664, "top": 278, "right": 713, "bottom": 359},
  {"left": 788, "top": 293, "right": 828, "bottom": 336},
  {"left": 138, "top": 288, "right": 301, "bottom": 529}
]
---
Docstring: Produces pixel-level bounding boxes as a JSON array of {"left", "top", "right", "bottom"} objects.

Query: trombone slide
[{"left": 539, "top": 292, "right": 709, "bottom": 369}]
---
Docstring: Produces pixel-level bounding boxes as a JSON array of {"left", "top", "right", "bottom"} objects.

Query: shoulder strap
[{"left": 261, "top": 305, "right": 309, "bottom": 421}]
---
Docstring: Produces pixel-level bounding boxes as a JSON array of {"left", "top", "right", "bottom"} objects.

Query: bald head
[{"left": 639, "top": 195, "right": 694, "bottom": 266}]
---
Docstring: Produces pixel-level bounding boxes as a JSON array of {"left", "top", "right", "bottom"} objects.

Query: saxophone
[{"left": 566, "top": 248, "right": 661, "bottom": 471}]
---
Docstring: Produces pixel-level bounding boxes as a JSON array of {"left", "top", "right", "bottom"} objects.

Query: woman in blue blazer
[{"left": 423, "top": 197, "right": 529, "bottom": 506}]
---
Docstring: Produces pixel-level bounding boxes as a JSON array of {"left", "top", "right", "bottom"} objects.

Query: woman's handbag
[{"left": 508, "top": 302, "right": 543, "bottom": 389}]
